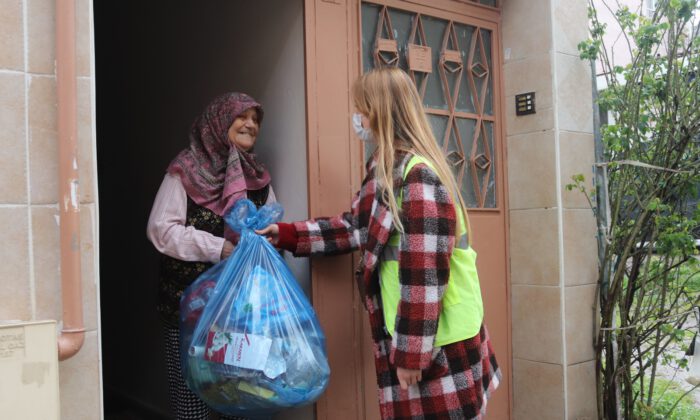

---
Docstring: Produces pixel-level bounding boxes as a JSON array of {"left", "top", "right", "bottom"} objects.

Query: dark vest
[{"left": 157, "top": 185, "right": 269, "bottom": 326}]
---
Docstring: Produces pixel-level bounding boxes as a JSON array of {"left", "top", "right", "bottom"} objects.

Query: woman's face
[{"left": 227, "top": 108, "right": 259, "bottom": 151}]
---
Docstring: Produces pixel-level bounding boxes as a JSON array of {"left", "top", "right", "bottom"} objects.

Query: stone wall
[{"left": 0, "top": 1, "right": 101, "bottom": 419}]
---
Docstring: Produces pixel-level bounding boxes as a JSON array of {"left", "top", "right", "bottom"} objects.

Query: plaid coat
[{"left": 291, "top": 151, "right": 500, "bottom": 419}]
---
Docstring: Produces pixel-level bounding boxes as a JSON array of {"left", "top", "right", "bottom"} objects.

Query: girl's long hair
[{"left": 352, "top": 67, "right": 470, "bottom": 236}]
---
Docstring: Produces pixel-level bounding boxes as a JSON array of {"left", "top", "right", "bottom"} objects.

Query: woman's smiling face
[{"left": 227, "top": 107, "right": 260, "bottom": 151}]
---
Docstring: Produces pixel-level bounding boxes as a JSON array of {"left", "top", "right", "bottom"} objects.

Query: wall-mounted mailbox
[{"left": 0, "top": 321, "right": 59, "bottom": 420}]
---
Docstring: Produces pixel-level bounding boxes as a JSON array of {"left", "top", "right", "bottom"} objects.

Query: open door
[{"left": 304, "top": 1, "right": 511, "bottom": 418}]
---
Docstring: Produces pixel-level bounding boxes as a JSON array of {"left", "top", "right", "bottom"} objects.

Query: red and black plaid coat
[{"left": 289, "top": 151, "right": 501, "bottom": 419}]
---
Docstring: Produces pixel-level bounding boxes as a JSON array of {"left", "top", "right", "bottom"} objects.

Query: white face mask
[{"left": 352, "top": 113, "right": 374, "bottom": 142}]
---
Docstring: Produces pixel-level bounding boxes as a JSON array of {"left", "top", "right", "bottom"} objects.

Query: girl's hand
[
  {"left": 220, "top": 240, "right": 234, "bottom": 259},
  {"left": 255, "top": 224, "right": 280, "bottom": 245},
  {"left": 396, "top": 367, "right": 422, "bottom": 390}
]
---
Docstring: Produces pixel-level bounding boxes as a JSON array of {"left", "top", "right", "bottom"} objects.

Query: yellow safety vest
[{"left": 379, "top": 155, "right": 484, "bottom": 347}]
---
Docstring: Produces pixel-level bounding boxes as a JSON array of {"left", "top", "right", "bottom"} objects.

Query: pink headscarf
[{"left": 167, "top": 92, "right": 271, "bottom": 217}]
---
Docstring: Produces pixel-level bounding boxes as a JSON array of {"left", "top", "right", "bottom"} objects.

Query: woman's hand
[
  {"left": 220, "top": 240, "right": 234, "bottom": 259},
  {"left": 255, "top": 224, "right": 279, "bottom": 245},
  {"left": 396, "top": 367, "right": 422, "bottom": 390}
]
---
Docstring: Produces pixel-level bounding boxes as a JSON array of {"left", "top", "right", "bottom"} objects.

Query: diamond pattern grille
[{"left": 362, "top": 3, "right": 497, "bottom": 208}]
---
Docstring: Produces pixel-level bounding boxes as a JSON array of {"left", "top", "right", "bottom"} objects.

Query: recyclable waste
[{"left": 179, "top": 200, "right": 330, "bottom": 418}]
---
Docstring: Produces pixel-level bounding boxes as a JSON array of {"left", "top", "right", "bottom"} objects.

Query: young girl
[
  {"left": 147, "top": 92, "right": 275, "bottom": 419},
  {"left": 257, "top": 68, "right": 500, "bottom": 419}
]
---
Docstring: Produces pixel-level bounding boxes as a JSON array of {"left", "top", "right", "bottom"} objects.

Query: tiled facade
[
  {"left": 503, "top": 0, "right": 598, "bottom": 419},
  {"left": 0, "top": 0, "right": 599, "bottom": 419},
  {"left": 0, "top": 0, "right": 101, "bottom": 419}
]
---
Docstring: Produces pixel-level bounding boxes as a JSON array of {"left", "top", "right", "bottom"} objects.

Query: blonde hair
[{"left": 352, "top": 67, "right": 470, "bottom": 236}]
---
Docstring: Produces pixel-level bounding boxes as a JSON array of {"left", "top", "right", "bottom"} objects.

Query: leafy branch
[{"left": 577, "top": 0, "right": 700, "bottom": 418}]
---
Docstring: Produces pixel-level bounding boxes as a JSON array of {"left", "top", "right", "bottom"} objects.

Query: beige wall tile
[
  {"left": 567, "top": 361, "right": 597, "bottom": 420},
  {"left": 507, "top": 130, "right": 557, "bottom": 209},
  {"left": 0, "top": 0, "right": 24, "bottom": 71},
  {"left": 563, "top": 209, "right": 598, "bottom": 286},
  {"left": 503, "top": 53, "right": 553, "bottom": 110},
  {"left": 59, "top": 330, "right": 101, "bottom": 420},
  {"left": 78, "top": 78, "right": 94, "bottom": 202},
  {"left": 553, "top": 0, "right": 589, "bottom": 56},
  {"left": 76, "top": 0, "right": 91, "bottom": 77},
  {"left": 560, "top": 131, "right": 595, "bottom": 209},
  {"left": 512, "top": 285, "right": 563, "bottom": 363},
  {"left": 502, "top": 0, "right": 552, "bottom": 62},
  {"left": 555, "top": 53, "right": 594, "bottom": 134},
  {"left": 565, "top": 285, "right": 596, "bottom": 364},
  {"left": 28, "top": 76, "right": 95, "bottom": 204},
  {"left": 28, "top": 75, "right": 58, "bottom": 204},
  {"left": 27, "top": 0, "right": 55, "bottom": 75},
  {"left": 31, "top": 206, "right": 60, "bottom": 322},
  {"left": 0, "top": 73, "right": 27, "bottom": 204},
  {"left": 0, "top": 208, "right": 31, "bottom": 320},
  {"left": 510, "top": 208, "right": 560, "bottom": 285},
  {"left": 506, "top": 96, "right": 555, "bottom": 136},
  {"left": 80, "top": 204, "right": 98, "bottom": 332},
  {"left": 513, "top": 358, "right": 565, "bottom": 420},
  {"left": 27, "top": 0, "right": 91, "bottom": 75},
  {"left": 32, "top": 205, "right": 98, "bottom": 331}
]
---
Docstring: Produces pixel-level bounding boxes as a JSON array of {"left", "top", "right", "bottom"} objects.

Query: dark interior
[{"left": 94, "top": 2, "right": 309, "bottom": 418}]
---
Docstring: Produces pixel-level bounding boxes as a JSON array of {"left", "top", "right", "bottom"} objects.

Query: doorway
[{"left": 94, "top": 1, "right": 309, "bottom": 418}]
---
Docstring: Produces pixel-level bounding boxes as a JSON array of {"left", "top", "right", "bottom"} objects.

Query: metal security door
[
  {"left": 359, "top": 1, "right": 510, "bottom": 418},
  {"left": 304, "top": 0, "right": 509, "bottom": 418},
  {"left": 361, "top": 3, "right": 498, "bottom": 208}
]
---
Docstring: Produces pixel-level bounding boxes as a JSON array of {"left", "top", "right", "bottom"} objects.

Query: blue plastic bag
[{"left": 179, "top": 199, "right": 330, "bottom": 418}]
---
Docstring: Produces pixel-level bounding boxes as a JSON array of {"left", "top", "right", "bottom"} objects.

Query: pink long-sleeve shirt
[{"left": 146, "top": 173, "right": 276, "bottom": 264}]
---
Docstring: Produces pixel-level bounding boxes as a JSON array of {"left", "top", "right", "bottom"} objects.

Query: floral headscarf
[{"left": 167, "top": 92, "right": 271, "bottom": 217}]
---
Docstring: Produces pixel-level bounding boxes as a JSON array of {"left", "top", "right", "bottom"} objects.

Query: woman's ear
[{"left": 361, "top": 113, "right": 371, "bottom": 130}]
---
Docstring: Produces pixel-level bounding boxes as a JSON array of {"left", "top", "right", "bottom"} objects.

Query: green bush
[{"left": 634, "top": 377, "right": 700, "bottom": 419}]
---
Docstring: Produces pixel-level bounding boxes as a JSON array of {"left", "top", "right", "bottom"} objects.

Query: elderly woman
[{"left": 147, "top": 92, "right": 275, "bottom": 419}]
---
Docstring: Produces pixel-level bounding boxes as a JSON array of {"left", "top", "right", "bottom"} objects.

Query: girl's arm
[
  {"left": 390, "top": 164, "right": 457, "bottom": 371},
  {"left": 263, "top": 191, "right": 362, "bottom": 257},
  {"left": 146, "top": 173, "right": 226, "bottom": 263}
]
